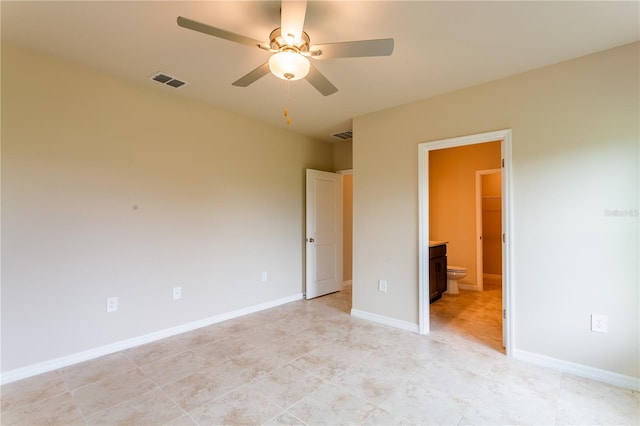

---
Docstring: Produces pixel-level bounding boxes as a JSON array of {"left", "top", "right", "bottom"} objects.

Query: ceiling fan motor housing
[{"left": 269, "top": 27, "right": 310, "bottom": 53}]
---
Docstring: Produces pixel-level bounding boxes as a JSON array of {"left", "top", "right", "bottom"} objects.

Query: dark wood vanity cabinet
[{"left": 429, "top": 244, "right": 448, "bottom": 303}]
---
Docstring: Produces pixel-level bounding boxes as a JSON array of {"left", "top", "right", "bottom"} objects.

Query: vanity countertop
[{"left": 429, "top": 241, "right": 448, "bottom": 247}]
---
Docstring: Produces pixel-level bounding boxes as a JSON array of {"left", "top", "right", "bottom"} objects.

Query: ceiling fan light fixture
[{"left": 269, "top": 51, "right": 310, "bottom": 81}]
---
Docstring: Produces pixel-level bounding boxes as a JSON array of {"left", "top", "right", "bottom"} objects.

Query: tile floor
[{"left": 1, "top": 283, "right": 638, "bottom": 425}]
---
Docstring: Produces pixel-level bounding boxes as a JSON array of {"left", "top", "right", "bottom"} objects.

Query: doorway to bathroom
[{"left": 418, "top": 129, "right": 513, "bottom": 356}]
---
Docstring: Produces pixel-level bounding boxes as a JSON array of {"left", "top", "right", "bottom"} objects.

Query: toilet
[{"left": 446, "top": 265, "right": 467, "bottom": 294}]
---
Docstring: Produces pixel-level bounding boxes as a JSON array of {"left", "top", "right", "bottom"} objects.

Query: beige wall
[
  {"left": 1, "top": 44, "right": 333, "bottom": 372},
  {"left": 353, "top": 43, "right": 639, "bottom": 378},
  {"left": 429, "top": 142, "right": 501, "bottom": 285}
]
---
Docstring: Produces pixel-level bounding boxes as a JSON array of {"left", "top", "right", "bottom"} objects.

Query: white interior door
[{"left": 305, "top": 169, "right": 343, "bottom": 299}]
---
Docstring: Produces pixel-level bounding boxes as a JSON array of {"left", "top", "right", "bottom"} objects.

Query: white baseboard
[
  {"left": 350, "top": 309, "right": 419, "bottom": 333},
  {"left": 1, "top": 293, "right": 303, "bottom": 385},
  {"left": 513, "top": 348, "right": 639, "bottom": 391}
]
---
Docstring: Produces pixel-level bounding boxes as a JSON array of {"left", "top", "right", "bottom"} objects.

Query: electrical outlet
[
  {"left": 378, "top": 279, "right": 387, "bottom": 292},
  {"left": 173, "top": 286, "right": 182, "bottom": 300},
  {"left": 261, "top": 271, "right": 268, "bottom": 282},
  {"left": 591, "top": 314, "right": 608, "bottom": 333},
  {"left": 106, "top": 297, "right": 118, "bottom": 313}
]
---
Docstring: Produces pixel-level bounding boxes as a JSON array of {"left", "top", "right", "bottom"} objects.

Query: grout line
[{"left": 456, "top": 356, "right": 498, "bottom": 425}]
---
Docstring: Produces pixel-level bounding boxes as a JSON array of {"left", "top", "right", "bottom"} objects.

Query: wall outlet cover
[
  {"left": 591, "top": 314, "right": 608, "bottom": 333},
  {"left": 173, "top": 287, "right": 182, "bottom": 300},
  {"left": 106, "top": 297, "right": 118, "bottom": 313}
]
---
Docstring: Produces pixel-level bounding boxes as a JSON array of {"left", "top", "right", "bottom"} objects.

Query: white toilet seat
[{"left": 447, "top": 265, "right": 467, "bottom": 273}]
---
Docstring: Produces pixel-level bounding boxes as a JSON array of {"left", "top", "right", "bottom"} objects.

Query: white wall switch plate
[
  {"left": 378, "top": 279, "right": 387, "bottom": 292},
  {"left": 591, "top": 314, "right": 608, "bottom": 333},
  {"left": 261, "top": 271, "right": 268, "bottom": 282},
  {"left": 173, "top": 286, "right": 182, "bottom": 300},
  {"left": 106, "top": 297, "right": 118, "bottom": 313}
]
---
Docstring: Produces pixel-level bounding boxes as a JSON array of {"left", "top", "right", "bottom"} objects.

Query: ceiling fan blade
[
  {"left": 311, "top": 38, "right": 394, "bottom": 59},
  {"left": 232, "top": 62, "right": 271, "bottom": 87},
  {"left": 305, "top": 63, "right": 338, "bottom": 96},
  {"left": 280, "top": 0, "right": 307, "bottom": 43},
  {"left": 177, "top": 16, "right": 266, "bottom": 49}
]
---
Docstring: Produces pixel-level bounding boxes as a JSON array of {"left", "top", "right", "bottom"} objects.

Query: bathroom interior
[{"left": 428, "top": 140, "right": 504, "bottom": 352}]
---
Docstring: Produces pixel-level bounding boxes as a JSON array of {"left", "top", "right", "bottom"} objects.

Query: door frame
[
  {"left": 417, "top": 129, "right": 514, "bottom": 356},
  {"left": 474, "top": 168, "right": 502, "bottom": 292}
]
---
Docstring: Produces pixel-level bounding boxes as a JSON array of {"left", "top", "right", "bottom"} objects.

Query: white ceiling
[{"left": 2, "top": 1, "right": 639, "bottom": 143}]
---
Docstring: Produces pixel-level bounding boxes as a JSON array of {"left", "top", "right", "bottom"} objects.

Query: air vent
[
  {"left": 151, "top": 72, "right": 188, "bottom": 88},
  {"left": 332, "top": 130, "right": 353, "bottom": 140}
]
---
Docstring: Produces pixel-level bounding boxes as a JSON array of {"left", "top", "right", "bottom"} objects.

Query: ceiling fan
[{"left": 177, "top": 0, "right": 394, "bottom": 96}]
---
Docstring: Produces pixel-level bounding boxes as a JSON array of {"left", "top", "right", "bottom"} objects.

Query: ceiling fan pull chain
[{"left": 284, "top": 80, "right": 292, "bottom": 125}]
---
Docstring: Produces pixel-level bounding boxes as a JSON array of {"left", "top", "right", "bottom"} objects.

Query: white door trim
[{"left": 418, "top": 129, "right": 514, "bottom": 357}]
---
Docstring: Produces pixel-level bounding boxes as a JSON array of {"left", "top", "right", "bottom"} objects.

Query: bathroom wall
[
  {"left": 482, "top": 173, "right": 502, "bottom": 276},
  {"left": 428, "top": 142, "right": 502, "bottom": 286}
]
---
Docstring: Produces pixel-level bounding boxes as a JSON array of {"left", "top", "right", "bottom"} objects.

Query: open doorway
[
  {"left": 338, "top": 169, "right": 353, "bottom": 312},
  {"left": 476, "top": 169, "right": 502, "bottom": 292},
  {"left": 418, "top": 129, "right": 513, "bottom": 356},
  {"left": 339, "top": 170, "right": 353, "bottom": 287}
]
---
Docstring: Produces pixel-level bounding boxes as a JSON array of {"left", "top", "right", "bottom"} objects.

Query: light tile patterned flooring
[{"left": 2, "top": 282, "right": 638, "bottom": 425}]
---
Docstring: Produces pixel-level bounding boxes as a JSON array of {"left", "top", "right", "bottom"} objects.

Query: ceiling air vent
[
  {"left": 332, "top": 130, "right": 353, "bottom": 141},
  {"left": 151, "top": 72, "right": 188, "bottom": 88}
]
